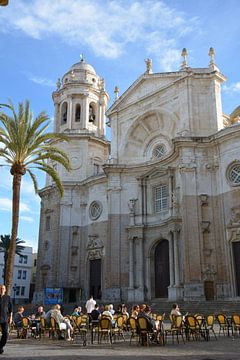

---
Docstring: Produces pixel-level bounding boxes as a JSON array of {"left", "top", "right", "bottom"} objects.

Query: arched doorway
[
  {"left": 232, "top": 241, "right": 240, "bottom": 296},
  {"left": 155, "top": 240, "right": 170, "bottom": 298}
]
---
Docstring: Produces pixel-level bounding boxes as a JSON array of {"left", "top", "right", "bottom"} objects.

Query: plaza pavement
[{"left": 1, "top": 333, "right": 240, "bottom": 360}]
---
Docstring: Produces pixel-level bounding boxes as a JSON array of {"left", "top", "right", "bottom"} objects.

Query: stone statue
[
  {"left": 128, "top": 198, "right": 137, "bottom": 215},
  {"left": 144, "top": 58, "right": 152, "bottom": 74},
  {"left": 56, "top": 78, "right": 61, "bottom": 90}
]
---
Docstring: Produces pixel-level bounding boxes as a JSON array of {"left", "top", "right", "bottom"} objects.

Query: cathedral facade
[{"left": 35, "top": 51, "right": 240, "bottom": 304}]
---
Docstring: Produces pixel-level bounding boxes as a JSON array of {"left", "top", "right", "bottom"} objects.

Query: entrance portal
[
  {"left": 155, "top": 240, "right": 170, "bottom": 298},
  {"left": 233, "top": 241, "right": 240, "bottom": 296},
  {"left": 89, "top": 259, "right": 102, "bottom": 299}
]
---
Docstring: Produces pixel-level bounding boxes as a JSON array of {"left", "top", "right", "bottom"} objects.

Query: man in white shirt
[{"left": 85, "top": 295, "right": 96, "bottom": 315}]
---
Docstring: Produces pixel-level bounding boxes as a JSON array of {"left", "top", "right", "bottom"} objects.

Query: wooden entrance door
[
  {"left": 233, "top": 241, "right": 240, "bottom": 296},
  {"left": 89, "top": 259, "right": 102, "bottom": 299},
  {"left": 204, "top": 281, "right": 214, "bottom": 300},
  {"left": 155, "top": 240, "right": 170, "bottom": 298}
]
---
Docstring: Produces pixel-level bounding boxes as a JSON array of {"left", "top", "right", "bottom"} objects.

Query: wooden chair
[
  {"left": 39, "top": 316, "right": 50, "bottom": 338},
  {"left": 136, "top": 316, "right": 153, "bottom": 346},
  {"left": 98, "top": 317, "right": 113, "bottom": 344},
  {"left": 78, "top": 315, "right": 88, "bottom": 346},
  {"left": 50, "top": 317, "right": 63, "bottom": 339},
  {"left": 185, "top": 315, "right": 204, "bottom": 341},
  {"left": 128, "top": 317, "right": 138, "bottom": 345},
  {"left": 231, "top": 314, "right": 240, "bottom": 336},
  {"left": 113, "top": 315, "right": 125, "bottom": 341},
  {"left": 216, "top": 314, "right": 233, "bottom": 337},
  {"left": 205, "top": 314, "right": 217, "bottom": 340},
  {"left": 165, "top": 315, "right": 185, "bottom": 344},
  {"left": 18, "top": 317, "right": 30, "bottom": 339}
]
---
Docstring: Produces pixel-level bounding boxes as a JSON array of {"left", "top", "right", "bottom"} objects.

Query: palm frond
[
  {"left": 36, "top": 163, "right": 64, "bottom": 196},
  {"left": 26, "top": 169, "right": 39, "bottom": 194}
]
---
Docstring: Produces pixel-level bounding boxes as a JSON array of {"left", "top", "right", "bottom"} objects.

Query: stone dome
[{"left": 70, "top": 59, "right": 96, "bottom": 75}]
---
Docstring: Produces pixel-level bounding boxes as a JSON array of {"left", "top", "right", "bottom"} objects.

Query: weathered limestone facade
[{"left": 35, "top": 52, "right": 240, "bottom": 304}]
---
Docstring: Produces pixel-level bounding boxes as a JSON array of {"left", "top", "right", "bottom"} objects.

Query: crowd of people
[{"left": 0, "top": 287, "right": 183, "bottom": 350}]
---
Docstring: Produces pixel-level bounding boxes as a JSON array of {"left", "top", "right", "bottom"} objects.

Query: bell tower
[
  {"left": 52, "top": 57, "right": 109, "bottom": 138},
  {"left": 47, "top": 58, "right": 110, "bottom": 184}
]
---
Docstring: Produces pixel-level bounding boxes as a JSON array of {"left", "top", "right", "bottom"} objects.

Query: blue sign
[{"left": 44, "top": 287, "right": 63, "bottom": 305}]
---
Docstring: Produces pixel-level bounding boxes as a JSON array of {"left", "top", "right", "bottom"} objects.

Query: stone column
[
  {"left": 173, "top": 230, "right": 180, "bottom": 286},
  {"left": 169, "top": 234, "right": 175, "bottom": 286},
  {"left": 139, "top": 237, "right": 144, "bottom": 288},
  {"left": 53, "top": 102, "right": 59, "bottom": 133},
  {"left": 82, "top": 95, "right": 89, "bottom": 129},
  {"left": 129, "top": 237, "right": 134, "bottom": 288},
  {"left": 68, "top": 97, "right": 73, "bottom": 130}
]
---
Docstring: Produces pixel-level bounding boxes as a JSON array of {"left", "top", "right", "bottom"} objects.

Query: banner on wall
[{"left": 44, "top": 287, "right": 63, "bottom": 305}]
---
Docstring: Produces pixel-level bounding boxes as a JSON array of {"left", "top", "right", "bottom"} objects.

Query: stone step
[{"left": 150, "top": 299, "right": 240, "bottom": 316}]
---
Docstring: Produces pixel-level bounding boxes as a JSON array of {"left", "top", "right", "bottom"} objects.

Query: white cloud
[
  {"left": 0, "top": 197, "right": 31, "bottom": 212},
  {"left": 20, "top": 215, "right": 34, "bottom": 223},
  {"left": 29, "top": 76, "right": 55, "bottom": 87},
  {"left": 0, "top": 0, "right": 199, "bottom": 71},
  {"left": 222, "top": 82, "right": 240, "bottom": 93},
  {"left": 0, "top": 198, "right": 12, "bottom": 212}
]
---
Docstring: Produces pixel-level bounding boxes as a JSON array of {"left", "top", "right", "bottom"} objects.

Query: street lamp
[{"left": 13, "top": 283, "right": 17, "bottom": 305}]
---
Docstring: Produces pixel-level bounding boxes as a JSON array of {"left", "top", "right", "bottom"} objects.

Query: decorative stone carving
[
  {"left": 179, "top": 161, "right": 197, "bottom": 172},
  {"left": 202, "top": 264, "right": 216, "bottom": 281},
  {"left": 229, "top": 206, "right": 240, "bottom": 226},
  {"left": 87, "top": 235, "right": 104, "bottom": 259},
  {"left": 128, "top": 198, "right": 138, "bottom": 226},
  {"left": 199, "top": 194, "right": 209, "bottom": 206},
  {"left": 172, "top": 187, "right": 180, "bottom": 215},
  {"left": 205, "top": 160, "right": 219, "bottom": 171},
  {"left": 56, "top": 78, "right": 61, "bottom": 90},
  {"left": 99, "top": 77, "right": 105, "bottom": 91},
  {"left": 128, "top": 198, "right": 138, "bottom": 215},
  {"left": 71, "top": 246, "right": 78, "bottom": 256},
  {"left": 72, "top": 226, "right": 79, "bottom": 235},
  {"left": 144, "top": 58, "right": 153, "bottom": 74},
  {"left": 201, "top": 221, "right": 211, "bottom": 233}
]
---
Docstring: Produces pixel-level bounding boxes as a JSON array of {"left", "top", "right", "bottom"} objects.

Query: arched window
[
  {"left": 61, "top": 102, "right": 68, "bottom": 124},
  {"left": 89, "top": 103, "right": 96, "bottom": 123},
  {"left": 75, "top": 104, "right": 81, "bottom": 122}
]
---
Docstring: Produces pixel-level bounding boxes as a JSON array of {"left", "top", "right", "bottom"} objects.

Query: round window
[
  {"left": 153, "top": 144, "right": 166, "bottom": 159},
  {"left": 227, "top": 162, "right": 240, "bottom": 186},
  {"left": 89, "top": 201, "right": 102, "bottom": 220}
]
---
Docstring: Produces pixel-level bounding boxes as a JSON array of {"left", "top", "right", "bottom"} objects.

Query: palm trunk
[
  {"left": 3, "top": 252, "right": 8, "bottom": 284},
  {"left": 5, "top": 173, "right": 22, "bottom": 295}
]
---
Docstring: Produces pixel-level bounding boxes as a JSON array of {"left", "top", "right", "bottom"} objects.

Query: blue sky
[{"left": 0, "top": 0, "right": 239, "bottom": 252}]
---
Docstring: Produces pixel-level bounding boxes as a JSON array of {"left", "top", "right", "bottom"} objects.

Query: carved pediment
[
  {"left": 107, "top": 72, "right": 183, "bottom": 115},
  {"left": 138, "top": 166, "right": 169, "bottom": 180}
]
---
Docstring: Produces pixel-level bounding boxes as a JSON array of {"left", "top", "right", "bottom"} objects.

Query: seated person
[
  {"left": 71, "top": 306, "right": 82, "bottom": 317},
  {"left": 131, "top": 304, "right": 140, "bottom": 319},
  {"left": 35, "top": 305, "right": 46, "bottom": 319},
  {"left": 34, "top": 305, "right": 46, "bottom": 337},
  {"left": 170, "top": 303, "right": 181, "bottom": 317},
  {"left": 101, "top": 305, "right": 115, "bottom": 327},
  {"left": 14, "top": 306, "right": 24, "bottom": 329},
  {"left": 90, "top": 304, "right": 100, "bottom": 324},
  {"left": 50, "top": 304, "right": 73, "bottom": 341},
  {"left": 137, "top": 304, "right": 159, "bottom": 342}
]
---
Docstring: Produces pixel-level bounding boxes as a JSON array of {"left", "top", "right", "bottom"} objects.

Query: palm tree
[
  {"left": 0, "top": 100, "right": 71, "bottom": 294},
  {"left": 0, "top": 235, "right": 25, "bottom": 283}
]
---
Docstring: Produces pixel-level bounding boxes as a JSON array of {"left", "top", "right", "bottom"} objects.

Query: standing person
[
  {"left": 0, "top": 284, "right": 13, "bottom": 354},
  {"left": 85, "top": 295, "right": 96, "bottom": 316}
]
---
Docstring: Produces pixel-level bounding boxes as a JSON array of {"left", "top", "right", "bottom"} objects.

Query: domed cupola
[{"left": 52, "top": 57, "right": 109, "bottom": 138}]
